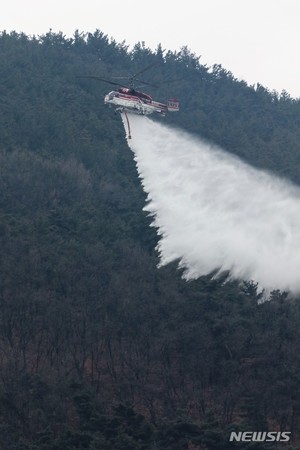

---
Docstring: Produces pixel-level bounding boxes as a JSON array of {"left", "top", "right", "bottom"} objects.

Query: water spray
[{"left": 123, "top": 114, "right": 300, "bottom": 294}]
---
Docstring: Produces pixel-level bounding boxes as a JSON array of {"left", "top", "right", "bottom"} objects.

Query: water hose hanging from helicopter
[{"left": 123, "top": 110, "right": 132, "bottom": 139}]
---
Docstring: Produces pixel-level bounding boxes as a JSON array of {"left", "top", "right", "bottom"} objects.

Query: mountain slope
[{"left": 0, "top": 30, "right": 299, "bottom": 449}]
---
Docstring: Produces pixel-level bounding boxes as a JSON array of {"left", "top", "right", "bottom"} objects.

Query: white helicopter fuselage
[{"left": 104, "top": 90, "right": 179, "bottom": 116}]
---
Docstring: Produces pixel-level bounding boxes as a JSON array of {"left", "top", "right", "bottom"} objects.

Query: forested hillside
[{"left": 0, "top": 30, "right": 300, "bottom": 449}]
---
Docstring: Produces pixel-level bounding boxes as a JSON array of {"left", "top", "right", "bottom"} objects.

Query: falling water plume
[{"left": 123, "top": 114, "right": 300, "bottom": 294}]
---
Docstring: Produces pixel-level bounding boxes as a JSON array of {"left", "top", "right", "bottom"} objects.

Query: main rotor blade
[
  {"left": 77, "top": 76, "right": 128, "bottom": 88},
  {"left": 159, "top": 77, "right": 183, "bottom": 85},
  {"left": 132, "top": 62, "right": 159, "bottom": 79},
  {"left": 134, "top": 78, "right": 159, "bottom": 88}
]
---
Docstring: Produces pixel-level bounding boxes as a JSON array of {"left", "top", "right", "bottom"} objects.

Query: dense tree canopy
[{"left": 0, "top": 29, "right": 300, "bottom": 449}]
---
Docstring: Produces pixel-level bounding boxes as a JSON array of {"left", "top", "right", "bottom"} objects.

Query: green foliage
[{"left": 0, "top": 29, "right": 299, "bottom": 448}]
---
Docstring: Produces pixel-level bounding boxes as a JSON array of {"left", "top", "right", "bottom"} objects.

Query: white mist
[{"left": 123, "top": 114, "right": 300, "bottom": 294}]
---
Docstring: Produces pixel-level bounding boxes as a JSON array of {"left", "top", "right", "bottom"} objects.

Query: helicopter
[
  {"left": 104, "top": 85, "right": 180, "bottom": 117},
  {"left": 79, "top": 64, "right": 179, "bottom": 138}
]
